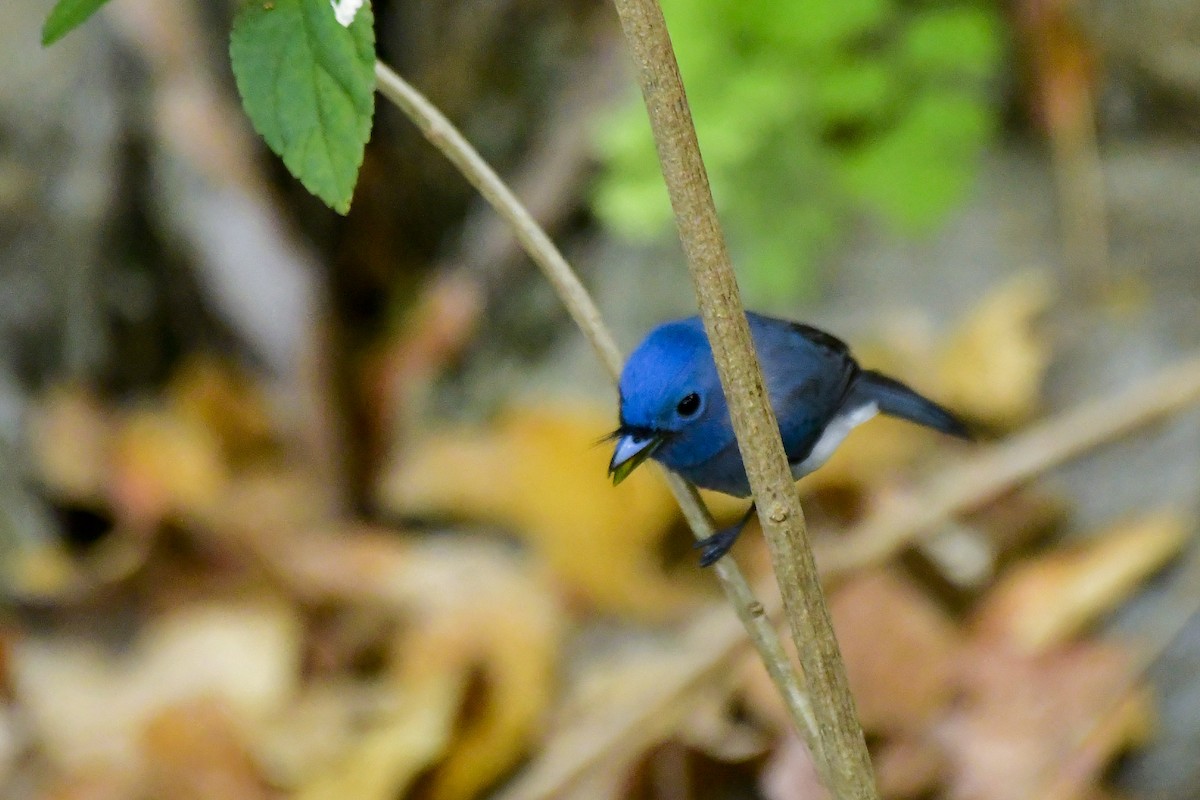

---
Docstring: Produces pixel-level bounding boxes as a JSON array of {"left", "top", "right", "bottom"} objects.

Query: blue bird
[{"left": 608, "top": 312, "right": 970, "bottom": 566}]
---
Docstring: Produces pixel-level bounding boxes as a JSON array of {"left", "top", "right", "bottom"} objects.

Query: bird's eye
[{"left": 676, "top": 392, "right": 701, "bottom": 417}]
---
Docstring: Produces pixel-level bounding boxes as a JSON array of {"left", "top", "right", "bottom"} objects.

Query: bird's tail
[{"left": 848, "top": 370, "right": 972, "bottom": 439}]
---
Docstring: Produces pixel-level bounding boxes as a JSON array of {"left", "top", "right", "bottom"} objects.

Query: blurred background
[{"left": 3, "top": 0, "right": 1200, "bottom": 797}]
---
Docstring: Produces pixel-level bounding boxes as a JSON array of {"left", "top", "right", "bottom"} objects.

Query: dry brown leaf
[
  {"left": 0, "top": 705, "right": 19, "bottom": 791},
  {"left": 738, "top": 652, "right": 794, "bottom": 735},
  {"left": 973, "top": 510, "right": 1188, "bottom": 652},
  {"left": 938, "top": 641, "right": 1152, "bottom": 800},
  {"left": 279, "top": 532, "right": 563, "bottom": 800},
  {"left": 108, "top": 407, "right": 229, "bottom": 528},
  {"left": 675, "top": 687, "right": 773, "bottom": 763},
  {"left": 254, "top": 679, "right": 382, "bottom": 787},
  {"left": 295, "top": 670, "right": 462, "bottom": 800},
  {"left": 141, "top": 698, "right": 275, "bottom": 800},
  {"left": 39, "top": 766, "right": 140, "bottom": 800},
  {"left": 208, "top": 469, "right": 337, "bottom": 557},
  {"left": 2, "top": 539, "right": 87, "bottom": 603},
  {"left": 166, "top": 356, "right": 276, "bottom": 464},
  {"left": 27, "top": 385, "right": 111, "bottom": 502},
  {"left": 919, "top": 489, "right": 1070, "bottom": 594},
  {"left": 553, "top": 756, "right": 640, "bottom": 800},
  {"left": 935, "top": 271, "right": 1054, "bottom": 429},
  {"left": 1038, "top": 687, "right": 1156, "bottom": 800},
  {"left": 874, "top": 733, "right": 946, "bottom": 800},
  {"left": 968, "top": 488, "right": 1069, "bottom": 563},
  {"left": 11, "top": 599, "right": 301, "bottom": 773},
  {"left": 828, "top": 568, "right": 964, "bottom": 735},
  {"left": 759, "top": 734, "right": 830, "bottom": 800},
  {"left": 912, "top": 489, "right": 1068, "bottom": 594},
  {"left": 509, "top": 639, "right": 718, "bottom": 800},
  {"left": 378, "top": 406, "right": 696, "bottom": 619},
  {"left": 390, "top": 539, "right": 562, "bottom": 800}
]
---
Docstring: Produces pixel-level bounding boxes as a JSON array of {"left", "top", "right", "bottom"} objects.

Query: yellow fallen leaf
[
  {"left": 3, "top": 538, "right": 84, "bottom": 601},
  {"left": 278, "top": 532, "right": 563, "bottom": 800},
  {"left": 27, "top": 385, "right": 111, "bottom": 502},
  {"left": 37, "top": 765, "right": 138, "bottom": 800},
  {"left": 108, "top": 407, "right": 228, "bottom": 527},
  {"left": 973, "top": 510, "right": 1189, "bottom": 653},
  {"left": 296, "top": 669, "right": 462, "bottom": 800},
  {"left": 377, "top": 406, "right": 697, "bottom": 619},
  {"left": 402, "top": 571, "right": 556, "bottom": 800},
  {"left": 10, "top": 599, "right": 302, "bottom": 773},
  {"left": 141, "top": 698, "right": 274, "bottom": 800},
  {"left": 935, "top": 271, "right": 1054, "bottom": 429},
  {"left": 166, "top": 356, "right": 276, "bottom": 464}
]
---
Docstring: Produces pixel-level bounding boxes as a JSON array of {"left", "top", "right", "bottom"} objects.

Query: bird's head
[{"left": 608, "top": 319, "right": 733, "bottom": 485}]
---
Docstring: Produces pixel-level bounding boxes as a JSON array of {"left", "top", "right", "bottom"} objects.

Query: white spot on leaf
[{"left": 330, "top": 0, "right": 363, "bottom": 26}]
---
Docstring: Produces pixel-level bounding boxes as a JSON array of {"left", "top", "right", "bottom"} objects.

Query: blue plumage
[{"left": 609, "top": 312, "right": 970, "bottom": 565}]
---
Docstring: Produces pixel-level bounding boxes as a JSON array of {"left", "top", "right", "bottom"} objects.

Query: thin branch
[
  {"left": 374, "top": 62, "right": 623, "bottom": 381},
  {"left": 818, "top": 354, "right": 1200, "bottom": 575},
  {"left": 498, "top": 350, "right": 1200, "bottom": 800},
  {"left": 373, "top": 59, "right": 819, "bottom": 752},
  {"left": 606, "top": 2, "right": 876, "bottom": 798},
  {"left": 493, "top": 595, "right": 768, "bottom": 800}
]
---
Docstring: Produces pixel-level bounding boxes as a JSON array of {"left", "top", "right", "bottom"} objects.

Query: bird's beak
[{"left": 608, "top": 431, "right": 665, "bottom": 486}]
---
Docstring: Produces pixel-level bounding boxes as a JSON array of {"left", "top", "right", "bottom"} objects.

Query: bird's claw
[
  {"left": 694, "top": 526, "right": 742, "bottom": 567},
  {"left": 694, "top": 504, "right": 757, "bottom": 567}
]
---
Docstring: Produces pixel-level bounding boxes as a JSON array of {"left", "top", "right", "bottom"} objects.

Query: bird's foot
[
  {"left": 694, "top": 504, "right": 756, "bottom": 567},
  {"left": 695, "top": 527, "right": 741, "bottom": 567}
]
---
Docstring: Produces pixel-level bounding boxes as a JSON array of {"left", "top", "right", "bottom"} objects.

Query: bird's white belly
[{"left": 791, "top": 402, "right": 878, "bottom": 478}]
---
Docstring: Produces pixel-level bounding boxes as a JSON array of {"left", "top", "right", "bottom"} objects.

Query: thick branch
[
  {"left": 373, "top": 60, "right": 819, "bottom": 751},
  {"left": 606, "top": 3, "right": 877, "bottom": 798}
]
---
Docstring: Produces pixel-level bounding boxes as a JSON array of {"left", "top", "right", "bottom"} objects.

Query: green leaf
[
  {"left": 726, "top": 0, "right": 891, "bottom": 51},
  {"left": 230, "top": 0, "right": 376, "bottom": 214},
  {"left": 594, "top": 0, "right": 1001, "bottom": 303},
  {"left": 900, "top": 7, "right": 1002, "bottom": 80},
  {"left": 811, "top": 60, "right": 895, "bottom": 125},
  {"left": 42, "top": 0, "right": 112, "bottom": 45},
  {"left": 842, "top": 91, "right": 992, "bottom": 229}
]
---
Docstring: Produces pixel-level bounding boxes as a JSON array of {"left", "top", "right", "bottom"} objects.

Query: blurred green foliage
[{"left": 593, "top": 0, "right": 1003, "bottom": 300}]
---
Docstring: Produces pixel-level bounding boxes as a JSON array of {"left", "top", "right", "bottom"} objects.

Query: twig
[
  {"left": 1019, "top": 2, "right": 1111, "bottom": 295},
  {"left": 606, "top": 2, "right": 876, "bottom": 798},
  {"left": 499, "top": 350, "right": 1200, "bottom": 799},
  {"left": 373, "top": 59, "right": 820, "bottom": 755},
  {"left": 819, "top": 354, "right": 1200, "bottom": 575},
  {"left": 374, "top": 63, "right": 623, "bottom": 381},
  {"left": 492, "top": 595, "right": 766, "bottom": 800},
  {"left": 1049, "top": 98, "right": 1111, "bottom": 296}
]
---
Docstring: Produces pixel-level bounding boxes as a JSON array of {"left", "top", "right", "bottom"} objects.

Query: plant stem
[
  {"left": 605, "top": 2, "right": 877, "bottom": 798},
  {"left": 373, "top": 59, "right": 820, "bottom": 754},
  {"left": 373, "top": 62, "right": 622, "bottom": 380}
]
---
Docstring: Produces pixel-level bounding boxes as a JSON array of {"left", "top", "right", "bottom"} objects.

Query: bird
[{"left": 607, "top": 312, "right": 970, "bottom": 567}]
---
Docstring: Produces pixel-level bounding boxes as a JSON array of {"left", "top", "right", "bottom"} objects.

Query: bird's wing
[{"left": 748, "top": 315, "right": 861, "bottom": 465}]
